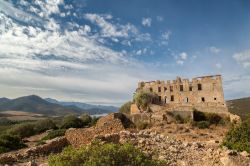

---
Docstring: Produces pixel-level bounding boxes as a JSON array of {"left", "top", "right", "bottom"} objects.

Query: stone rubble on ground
[{"left": 96, "top": 130, "right": 250, "bottom": 166}]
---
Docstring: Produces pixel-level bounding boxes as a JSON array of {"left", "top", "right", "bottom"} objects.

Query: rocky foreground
[
  {"left": 0, "top": 113, "right": 249, "bottom": 166},
  {"left": 94, "top": 130, "right": 250, "bottom": 166}
]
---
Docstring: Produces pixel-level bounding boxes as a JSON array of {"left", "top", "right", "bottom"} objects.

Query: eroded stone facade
[{"left": 137, "top": 75, "right": 226, "bottom": 108}]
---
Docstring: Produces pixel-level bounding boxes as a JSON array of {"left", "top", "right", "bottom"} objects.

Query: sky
[{"left": 0, "top": 0, "right": 250, "bottom": 106}]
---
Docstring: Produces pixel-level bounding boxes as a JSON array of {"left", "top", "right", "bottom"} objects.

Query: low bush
[
  {"left": 36, "top": 140, "right": 46, "bottom": 146},
  {"left": 42, "top": 129, "right": 66, "bottom": 141},
  {"left": 0, "top": 118, "right": 14, "bottom": 126},
  {"left": 34, "top": 119, "right": 57, "bottom": 133},
  {"left": 90, "top": 116, "right": 99, "bottom": 126},
  {"left": 60, "top": 115, "right": 84, "bottom": 129},
  {"left": 0, "top": 134, "right": 26, "bottom": 154},
  {"left": 80, "top": 114, "right": 92, "bottom": 126},
  {"left": 135, "top": 121, "right": 150, "bottom": 130},
  {"left": 206, "top": 113, "right": 222, "bottom": 125},
  {"left": 194, "top": 121, "right": 210, "bottom": 129},
  {"left": 119, "top": 101, "right": 133, "bottom": 115},
  {"left": 193, "top": 110, "right": 207, "bottom": 121},
  {"left": 48, "top": 142, "right": 166, "bottom": 166},
  {"left": 193, "top": 110, "right": 227, "bottom": 128},
  {"left": 8, "top": 123, "right": 36, "bottom": 138},
  {"left": 174, "top": 114, "right": 184, "bottom": 124},
  {"left": 222, "top": 118, "right": 250, "bottom": 152}
]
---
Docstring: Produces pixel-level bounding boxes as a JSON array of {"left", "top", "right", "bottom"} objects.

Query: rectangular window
[
  {"left": 185, "top": 97, "right": 188, "bottom": 103},
  {"left": 180, "top": 85, "right": 183, "bottom": 91},
  {"left": 171, "top": 95, "right": 174, "bottom": 101},
  {"left": 158, "top": 87, "right": 161, "bottom": 93},
  {"left": 201, "top": 97, "right": 205, "bottom": 102},
  {"left": 198, "top": 84, "right": 202, "bottom": 91},
  {"left": 164, "top": 87, "right": 167, "bottom": 92},
  {"left": 158, "top": 96, "right": 161, "bottom": 102},
  {"left": 170, "top": 86, "right": 173, "bottom": 92},
  {"left": 149, "top": 88, "right": 153, "bottom": 92},
  {"left": 189, "top": 86, "right": 192, "bottom": 91}
]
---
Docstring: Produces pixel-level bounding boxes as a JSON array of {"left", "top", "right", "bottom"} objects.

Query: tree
[
  {"left": 133, "top": 91, "right": 157, "bottom": 111},
  {"left": 119, "top": 101, "right": 132, "bottom": 114},
  {"left": 60, "top": 115, "right": 84, "bottom": 129},
  {"left": 80, "top": 114, "right": 92, "bottom": 126}
]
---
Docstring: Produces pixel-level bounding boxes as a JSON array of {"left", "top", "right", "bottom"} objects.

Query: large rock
[{"left": 65, "top": 113, "right": 133, "bottom": 148}]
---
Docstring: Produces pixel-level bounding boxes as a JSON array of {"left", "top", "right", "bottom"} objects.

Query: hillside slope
[
  {"left": 227, "top": 97, "right": 250, "bottom": 120},
  {"left": 0, "top": 95, "right": 84, "bottom": 116}
]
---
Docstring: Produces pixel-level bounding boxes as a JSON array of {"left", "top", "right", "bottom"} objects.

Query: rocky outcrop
[
  {"left": 0, "top": 137, "right": 68, "bottom": 165},
  {"left": 65, "top": 113, "right": 133, "bottom": 147}
]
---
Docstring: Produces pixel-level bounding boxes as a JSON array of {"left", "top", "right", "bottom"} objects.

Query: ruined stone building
[
  {"left": 135, "top": 75, "right": 227, "bottom": 113},
  {"left": 130, "top": 75, "right": 240, "bottom": 124}
]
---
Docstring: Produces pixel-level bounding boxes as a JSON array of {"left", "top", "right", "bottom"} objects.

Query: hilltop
[{"left": 227, "top": 97, "right": 250, "bottom": 120}]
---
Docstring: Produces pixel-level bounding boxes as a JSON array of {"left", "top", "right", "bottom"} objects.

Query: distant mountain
[
  {"left": 45, "top": 98, "right": 118, "bottom": 114},
  {"left": 0, "top": 97, "right": 10, "bottom": 103},
  {"left": 0, "top": 95, "right": 84, "bottom": 116},
  {"left": 227, "top": 97, "right": 250, "bottom": 121}
]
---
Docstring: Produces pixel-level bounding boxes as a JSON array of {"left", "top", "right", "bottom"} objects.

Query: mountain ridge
[{"left": 0, "top": 95, "right": 118, "bottom": 116}]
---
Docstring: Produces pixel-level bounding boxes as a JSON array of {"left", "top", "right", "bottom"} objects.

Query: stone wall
[{"left": 0, "top": 137, "right": 68, "bottom": 164}]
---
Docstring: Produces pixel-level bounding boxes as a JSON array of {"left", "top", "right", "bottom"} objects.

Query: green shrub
[
  {"left": 60, "top": 115, "right": 84, "bottom": 129},
  {"left": 0, "top": 118, "right": 14, "bottom": 126},
  {"left": 206, "top": 113, "right": 222, "bottom": 125},
  {"left": 34, "top": 119, "right": 57, "bottom": 133},
  {"left": 193, "top": 121, "right": 210, "bottom": 129},
  {"left": 174, "top": 114, "right": 184, "bottom": 124},
  {"left": 193, "top": 110, "right": 207, "bottom": 121},
  {"left": 42, "top": 129, "right": 66, "bottom": 141},
  {"left": 222, "top": 118, "right": 250, "bottom": 152},
  {"left": 8, "top": 123, "right": 36, "bottom": 138},
  {"left": 193, "top": 110, "right": 225, "bottom": 126},
  {"left": 48, "top": 142, "right": 166, "bottom": 166},
  {"left": 135, "top": 121, "right": 150, "bottom": 130},
  {"left": 36, "top": 140, "right": 46, "bottom": 146},
  {"left": 90, "top": 116, "right": 99, "bottom": 126},
  {"left": 119, "top": 101, "right": 133, "bottom": 115},
  {"left": 0, "top": 134, "right": 26, "bottom": 154},
  {"left": 80, "top": 114, "right": 92, "bottom": 126}
]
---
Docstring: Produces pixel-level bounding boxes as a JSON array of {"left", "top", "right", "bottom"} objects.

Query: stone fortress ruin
[
  {"left": 137, "top": 75, "right": 226, "bottom": 108},
  {"left": 130, "top": 75, "right": 240, "bottom": 123}
]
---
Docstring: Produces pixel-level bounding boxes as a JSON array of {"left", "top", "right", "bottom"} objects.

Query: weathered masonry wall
[{"left": 137, "top": 75, "right": 226, "bottom": 107}]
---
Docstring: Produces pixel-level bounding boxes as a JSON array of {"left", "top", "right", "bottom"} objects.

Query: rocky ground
[
  {"left": 0, "top": 113, "right": 249, "bottom": 166},
  {"left": 115, "top": 130, "right": 250, "bottom": 166}
]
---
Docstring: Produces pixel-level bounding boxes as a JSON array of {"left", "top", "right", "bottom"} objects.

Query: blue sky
[{"left": 0, "top": 0, "right": 250, "bottom": 106}]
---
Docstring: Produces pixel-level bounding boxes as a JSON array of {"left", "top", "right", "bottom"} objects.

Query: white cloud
[
  {"left": 0, "top": 1, "right": 156, "bottom": 105},
  {"left": 233, "top": 50, "right": 250, "bottom": 68},
  {"left": 180, "top": 52, "right": 188, "bottom": 60},
  {"left": 142, "top": 17, "right": 152, "bottom": 27},
  {"left": 176, "top": 52, "right": 188, "bottom": 65},
  {"left": 34, "top": 0, "right": 64, "bottom": 18},
  {"left": 84, "top": 13, "right": 133, "bottom": 38},
  {"left": 209, "top": 46, "right": 221, "bottom": 54},
  {"left": 161, "top": 30, "right": 171, "bottom": 45}
]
